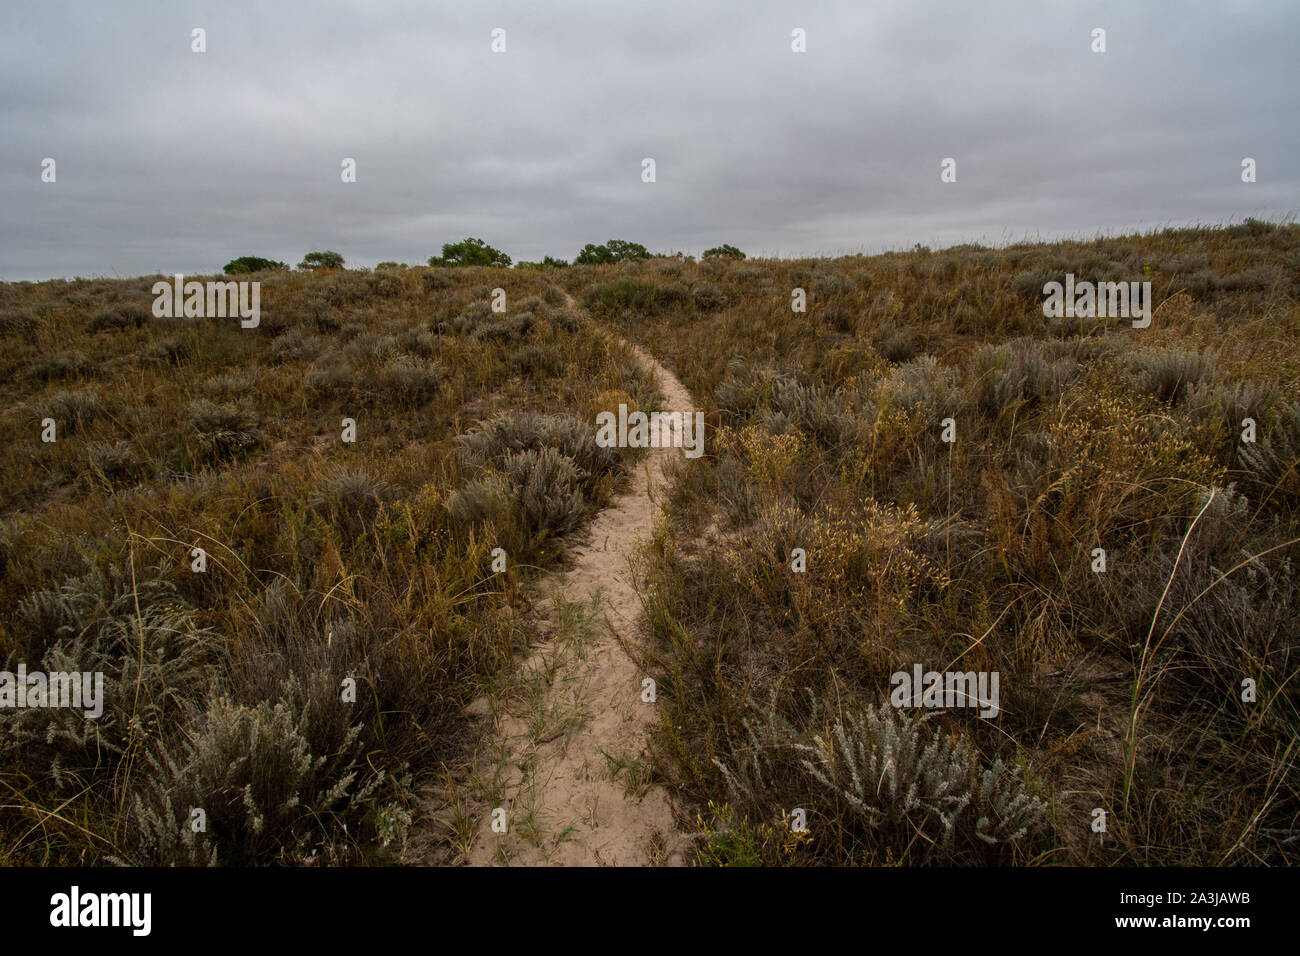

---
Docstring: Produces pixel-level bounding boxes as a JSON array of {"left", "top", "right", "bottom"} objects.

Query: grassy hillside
[
  {"left": 0, "top": 266, "right": 657, "bottom": 864},
  {"left": 590, "top": 220, "right": 1300, "bottom": 865},
  {"left": 1, "top": 219, "right": 1296, "bottom": 865}
]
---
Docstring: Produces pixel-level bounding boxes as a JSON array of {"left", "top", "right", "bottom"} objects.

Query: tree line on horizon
[{"left": 221, "top": 239, "right": 746, "bottom": 275}]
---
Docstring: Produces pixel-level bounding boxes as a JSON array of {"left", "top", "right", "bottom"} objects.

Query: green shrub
[
  {"left": 298, "top": 250, "right": 345, "bottom": 271},
  {"left": 703, "top": 244, "right": 745, "bottom": 260},
  {"left": 574, "top": 240, "right": 650, "bottom": 265},
  {"left": 223, "top": 256, "right": 288, "bottom": 275},
  {"left": 429, "top": 238, "right": 511, "bottom": 268}
]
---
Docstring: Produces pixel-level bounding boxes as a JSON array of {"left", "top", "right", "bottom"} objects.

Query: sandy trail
[{"left": 463, "top": 305, "right": 695, "bottom": 866}]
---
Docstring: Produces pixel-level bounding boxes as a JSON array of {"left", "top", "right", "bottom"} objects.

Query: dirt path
[{"left": 461, "top": 307, "right": 696, "bottom": 866}]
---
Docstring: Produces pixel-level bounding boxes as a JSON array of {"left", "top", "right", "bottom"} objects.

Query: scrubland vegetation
[
  {"left": 2, "top": 219, "right": 1296, "bottom": 866},
  {"left": 0, "top": 266, "right": 655, "bottom": 864},
  {"left": 590, "top": 219, "right": 1299, "bottom": 865}
]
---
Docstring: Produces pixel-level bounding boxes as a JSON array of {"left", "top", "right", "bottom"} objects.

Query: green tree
[
  {"left": 574, "top": 243, "right": 614, "bottom": 265},
  {"left": 429, "top": 238, "right": 511, "bottom": 267},
  {"left": 298, "top": 250, "right": 344, "bottom": 271},
  {"left": 606, "top": 239, "right": 650, "bottom": 261},
  {"left": 223, "top": 256, "right": 288, "bottom": 274},
  {"left": 703, "top": 244, "right": 745, "bottom": 260},
  {"left": 574, "top": 239, "right": 650, "bottom": 265}
]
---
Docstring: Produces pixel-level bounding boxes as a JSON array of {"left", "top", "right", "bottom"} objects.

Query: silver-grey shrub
[
  {"left": 456, "top": 410, "right": 623, "bottom": 483},
  {"left": 714, "top": 692, "right": 1048, "bottom": 863}
]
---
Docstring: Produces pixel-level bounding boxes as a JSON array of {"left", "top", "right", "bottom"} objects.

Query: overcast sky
[{"left": 1, "top": 0, "right": 1296, "bottom": 280}]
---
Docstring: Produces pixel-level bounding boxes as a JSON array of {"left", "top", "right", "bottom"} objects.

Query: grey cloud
[{"left": 0, "top": 0, "right": 1295, "bottom": 278}]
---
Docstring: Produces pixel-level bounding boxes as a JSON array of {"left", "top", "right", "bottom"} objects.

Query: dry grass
[
  {"left": 3, "top": 220, "right": 1297, "bottom": 866},
  {"left": 0, "top": 265, "right": 656, "bottom": 864},
  {"left": 609, "top": 221, "right": 1300, "bottom": 865}
]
